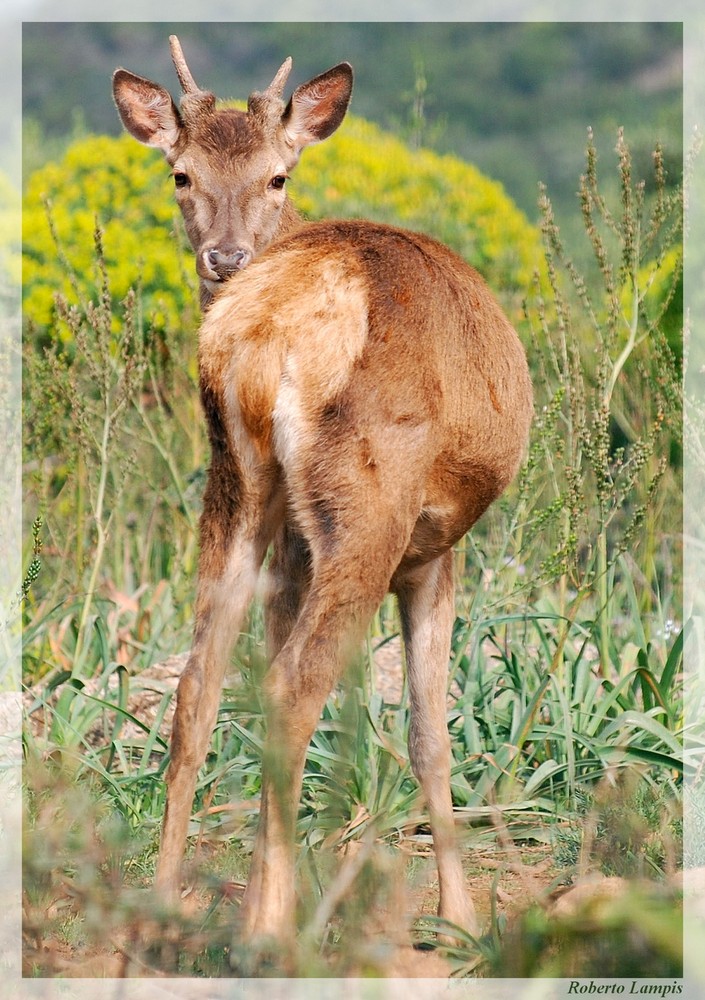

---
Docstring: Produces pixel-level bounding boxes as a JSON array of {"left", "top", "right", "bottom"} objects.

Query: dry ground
[{"left": 22, "top": 840, "right": 565, "bottom": 978}]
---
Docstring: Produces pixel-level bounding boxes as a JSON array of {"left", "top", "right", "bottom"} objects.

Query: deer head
[{"left": 112, "top": 36, "right": 353, "bottom": 306}]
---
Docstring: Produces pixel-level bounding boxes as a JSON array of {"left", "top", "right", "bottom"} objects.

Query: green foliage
[
  {"left": 22, "top": 229, "right": 204, "bottom": 694},
  {"left": 445, "top": 599, "right": 683, "bottom": 820},
  {"left": 514, "top": 129, "right": 680, "bottom": 611},
  {"left": 22, "top": 118, "right": 542, "bottom": 344},
  {"left": 553, "top": 772, "right": 682, "bottom": 879},
  {"left": 487, "top": 883, "right": 682, "bottom": 978}
]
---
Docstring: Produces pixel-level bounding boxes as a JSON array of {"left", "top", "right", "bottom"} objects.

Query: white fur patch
[{"left": 272, "top": 365, "right": 308, "bottom": 470}]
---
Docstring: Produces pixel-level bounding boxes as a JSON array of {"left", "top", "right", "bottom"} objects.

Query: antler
[
  {"left": 169, "top": 34, "right": 202, "bottom": 95},
  {"left": 169, "top": 34, "right": 215, "bottom": 123},
  {"left": 263, "top": 57, "right": 293, "bottom": 100},
  {"left": 247, "top": 57, "right": 293, "bottom": 128}
]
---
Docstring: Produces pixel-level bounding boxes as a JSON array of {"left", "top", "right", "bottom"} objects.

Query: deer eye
[
  {"left": 270, "top": 174, "right": 287, "bottom": 191},
  {"left": 174, "top": 172, "right": 189, "bottom": 189}
]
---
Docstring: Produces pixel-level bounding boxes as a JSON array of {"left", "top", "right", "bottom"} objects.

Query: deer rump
[{"left": 199, "top": 217, "right": 530, "bottom": 584}]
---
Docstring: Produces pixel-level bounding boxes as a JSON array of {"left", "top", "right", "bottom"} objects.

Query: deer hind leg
[
  {"left": 156, "top": 476, "right": 277, "bottom": 898},
  {"left": 397, "top": 549, "right": 478, "bottom": 937},
  {"left": 239, "top": 520, "right": 414, "bottom": 943},
  {"left": 264, "top": 522, "right": 312, "bottom": 660}
]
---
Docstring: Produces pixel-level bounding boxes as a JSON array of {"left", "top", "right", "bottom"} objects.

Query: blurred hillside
[{"left": 22, "top": 22, "right": 682, "bottom": 243}]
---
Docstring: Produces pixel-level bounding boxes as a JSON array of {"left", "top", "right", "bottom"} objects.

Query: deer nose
[{"left": 205, "top": 248, "right": 250, "bottom": 276}]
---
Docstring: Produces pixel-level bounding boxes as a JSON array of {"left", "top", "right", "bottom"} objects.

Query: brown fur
[{"left": 113, "top": 39, "right": 533, "bottom": 949}]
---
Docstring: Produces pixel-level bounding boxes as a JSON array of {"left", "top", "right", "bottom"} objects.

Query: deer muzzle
[{"left": 203, "top": 247, "right": 252, "bottom": 282}]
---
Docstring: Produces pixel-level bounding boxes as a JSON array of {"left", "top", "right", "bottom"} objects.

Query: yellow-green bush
[
  {"left": 23, "top": 134, "right": 198, "bottom": 339},
  {"left": 23, "top": 115, "right": 542, "bottom": 339}
]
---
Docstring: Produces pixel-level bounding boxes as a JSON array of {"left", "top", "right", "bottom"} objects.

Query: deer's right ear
[{"left": 112, "top": 69, "right": 183, "bottom": 154}]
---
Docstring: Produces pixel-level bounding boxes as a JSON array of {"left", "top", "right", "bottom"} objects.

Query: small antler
[
  {"left": 169, "top": 34, "right": 216, "bottom": 124},
  {"left": 169, "top": 34, "right": 201, "bottom": 94},
  {"left": 263, "top": 57, "right": 293, "bottom": 100},
  {"left": 248, "top": 57, "right": 293, "bottom": 128}
]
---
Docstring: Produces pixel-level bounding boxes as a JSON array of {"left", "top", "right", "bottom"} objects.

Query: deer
[{"left": 112, "top": 36, "right": 533, "bottom": 949}]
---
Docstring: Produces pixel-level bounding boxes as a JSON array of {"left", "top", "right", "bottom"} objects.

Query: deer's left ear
[
  {"left": 113, "top": 69, "right": 183, "bottom": 155},
  {"left": 282, "top": 62, "right": 353, "bottom": 154}
]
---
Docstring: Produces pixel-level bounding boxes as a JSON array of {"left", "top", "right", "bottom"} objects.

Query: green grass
[{"left": 19, "top": 127, "right": 690, "bottom": 978}]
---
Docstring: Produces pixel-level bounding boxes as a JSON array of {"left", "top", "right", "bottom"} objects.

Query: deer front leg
[
  {"left": 156, "top": 476, "right": 277, "bottom": 898},
  {"left": 397, "top": 549, "right": 478, "bottom": 938}
]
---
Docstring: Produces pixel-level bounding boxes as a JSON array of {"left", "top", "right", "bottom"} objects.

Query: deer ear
[
  {"left": 282, "top": 62, "right": 353, "bottom": 153},
  {"left": 112, "top": 69, "right": 183, "bottom": 154}
]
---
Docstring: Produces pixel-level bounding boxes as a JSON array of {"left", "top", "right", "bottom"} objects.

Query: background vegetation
[
  {"left": 18, "top": 21, "right": 694, "bottom": 981},
  {"left": 21, "top": 22, "right": 682, "bottom": 237}
]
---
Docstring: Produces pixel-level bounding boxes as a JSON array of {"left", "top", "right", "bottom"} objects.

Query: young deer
[{"left": 113, "top": 36, "right": 533, "bottom": 945}]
